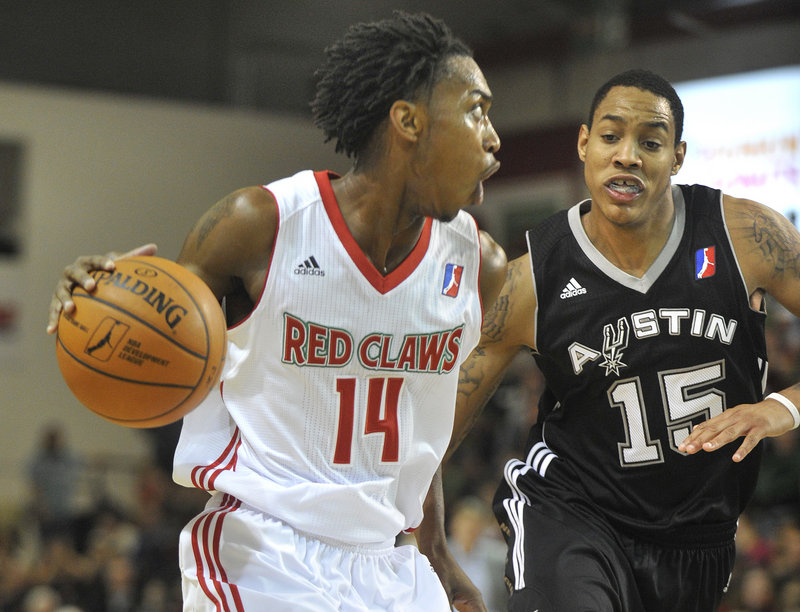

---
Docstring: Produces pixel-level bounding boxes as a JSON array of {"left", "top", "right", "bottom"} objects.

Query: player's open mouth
[
  {"left": 481, "top": 161, "right": 501, "bottom": 182},
  {"left": 607, "top": 179, "right": 643, "bottom": 194}
]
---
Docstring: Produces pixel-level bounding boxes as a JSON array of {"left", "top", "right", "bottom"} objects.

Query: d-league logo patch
[
  {"left": 442, "top": 263, "right": 463, "bottom": 297},
  {"left": 85, "top": 317, "right": 130, "bottom": 361},
  {"left": 695, "top": 246, "right": 716, "bottom": 279}
]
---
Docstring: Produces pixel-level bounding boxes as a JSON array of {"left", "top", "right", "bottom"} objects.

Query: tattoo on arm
[
  {"left": 450, "top": 349, "right": 505, "bottom": 453},
  {"left": 749, "top": 209, "right": 800, "bottom": 279},
  {"left": 195, "top": 193, "right": 237, "bottom": 250},
  {"left": 481, "top": 263, "right": 518, "bottom": 341},
  {"left": 449, "top": 264, "right": 523, "bottom": 454}
]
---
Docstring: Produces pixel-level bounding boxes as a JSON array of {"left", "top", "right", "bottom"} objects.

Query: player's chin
[
  {"left": 471, "top": 180, "right": 485, "bottom": 207},
  {"left": 435, "top": 203, "right": 463, "bottom": 223},
  {"left": 435, "top": 187, "right": 483, "bottom": 222}
]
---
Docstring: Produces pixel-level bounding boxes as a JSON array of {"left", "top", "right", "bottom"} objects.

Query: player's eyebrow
[
  {"left": 601, "top": 113, "right": 669, "bottom": 133},
  {"left": 471, "top": 88, "right": 493, "bottom": 103},
  {"left": 644, "top": 120, "right": 669, "bottom": 132}
]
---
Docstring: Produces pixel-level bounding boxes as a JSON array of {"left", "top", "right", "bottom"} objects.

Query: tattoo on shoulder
[
  {"left": 745, "top": 206, "right": 800, "bottom": 279},
  {"left": 196, "top": 194, "right": 237, "bottom": 249}
]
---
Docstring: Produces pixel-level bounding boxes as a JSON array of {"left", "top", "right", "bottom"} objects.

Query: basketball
[{"left": 55, "top": 256, "right": 227, "bottom": 428}]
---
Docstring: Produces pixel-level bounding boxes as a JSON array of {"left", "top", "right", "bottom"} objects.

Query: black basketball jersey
[{"left": 525, "top": 184, "right": 767, "bottom": 541}]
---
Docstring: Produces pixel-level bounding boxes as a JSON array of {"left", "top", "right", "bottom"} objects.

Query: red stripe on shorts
[{"left": 191, "top": 494, "right": 245, "bottom": 611}]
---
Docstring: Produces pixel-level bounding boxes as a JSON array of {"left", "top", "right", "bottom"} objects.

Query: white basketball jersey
[{"left": 174, "top": 170, "right": 484, "bottom": 548}]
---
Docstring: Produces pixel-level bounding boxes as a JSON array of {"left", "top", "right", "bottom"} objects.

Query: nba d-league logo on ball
[{"left": 55, "top": 256, "right": 226, "bottom": 429}]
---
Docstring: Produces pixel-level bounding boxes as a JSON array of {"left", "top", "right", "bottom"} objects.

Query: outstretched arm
[
  {"left": 447, "top": 254, "right": 536, "bottom": 461},
  {"left": 679, "top": 195, "right": 800, "bottom": 460},
  {"left": 415, "top": 246, "right": 514, "bottom": 611}
]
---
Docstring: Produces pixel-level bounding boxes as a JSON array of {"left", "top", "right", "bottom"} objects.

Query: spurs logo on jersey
[
  {"left": 569, "top": 307, "right": 739, "bottom": 376},
  {"left": 599, "top": 319, "right": 629, "bottom": 376}
]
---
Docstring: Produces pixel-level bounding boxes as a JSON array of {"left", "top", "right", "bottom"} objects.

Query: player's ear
[
  {"left": 389, "top": 100, "right": 422, "bottom": 143},
  {"left": 671, "top": 141, "right": 686, "bottom": 176},
  {"left": 577, "top": 124, "right": 590, "bottom": 162}
]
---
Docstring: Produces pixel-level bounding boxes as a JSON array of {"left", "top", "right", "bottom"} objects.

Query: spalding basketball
[{"left": 55, "top": 256, "right": 226, "bottom": 428}]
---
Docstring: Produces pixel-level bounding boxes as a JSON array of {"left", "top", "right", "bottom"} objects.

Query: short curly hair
[
  {"left": 311, "top": 11, "right": 472, "bottom": 161},
  {"left": 587, "top": 69, "right": 685, "bottom": 146}
]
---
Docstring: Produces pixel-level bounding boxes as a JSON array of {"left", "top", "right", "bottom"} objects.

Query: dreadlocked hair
[{"left": 311, "top": 11, "right": 472, "bottom": 161}]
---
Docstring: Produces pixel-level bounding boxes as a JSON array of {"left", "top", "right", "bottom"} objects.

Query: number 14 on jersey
[{"left": 333, "top": 377, "right": 403, "bottom": 464}]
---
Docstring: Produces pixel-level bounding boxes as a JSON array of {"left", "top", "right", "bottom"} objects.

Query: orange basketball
[{"left": 55, "top": 256, "right": 227, "bottom": 428}]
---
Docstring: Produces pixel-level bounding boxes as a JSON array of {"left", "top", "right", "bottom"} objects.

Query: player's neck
[
  {"left": 331, "top": 170, "right": 425, "bottom": 275},
  {"left": 583, "top": 200, "right": 676, "bottom": 278}
]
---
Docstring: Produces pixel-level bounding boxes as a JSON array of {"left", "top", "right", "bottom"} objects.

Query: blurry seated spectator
[
  {"left": 27, "top": 424, "right": 83, "bottom": 542},
  {"left": 779, "top": 578, "right": 800, "bottom": 612},
  {"left": 771, "top": 520, "right": 800, "bottom": 590},
  {"left": 21, "top": 584, "right": 61, "bottom": 612},
  {"left": 751, "top": 429, "right": 800, "bottom": 517},
  {"left": 738, "top": 567, "right": 775, "bottom": 612},
  {"left": 735, "top": 512, "right": 774, "bottom": 569},
  {"left": 447, "top": 496, "right": 507, "bottom": 612},
  {"left": 0, "top": 524, "right": 28, "bottom": 610},
  {"left": 27, "top": 535, "right": 95, "bottom": 609}
]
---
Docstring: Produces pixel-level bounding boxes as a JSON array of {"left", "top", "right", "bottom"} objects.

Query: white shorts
[{"left": 179, "top": 493, "right": 451, "bottom": 611}]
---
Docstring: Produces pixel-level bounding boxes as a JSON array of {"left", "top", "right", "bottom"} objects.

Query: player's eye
[{"left": 470, "top": 104, "right": 485, "bottom": 121}]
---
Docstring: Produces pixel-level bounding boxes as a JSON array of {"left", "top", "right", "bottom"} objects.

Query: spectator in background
[
  {"left": 734, "top": 512, "right": 774, "bottom": 570},
  {"left": 0, "top": 524, "right": 28, "bottom": 610},
  {"left": 447, "top": 497, "right": 507, "bottom": 612},
  {"left": 738, "top": 567, "right": 776, "bottom": 612},
  {"left": 27, "top": 424, "right": 83, "bottom": 543},
  {"left": 21, "top": 585, "right": 62, "bottom": 612},
  {"left": 778, "top": 578, "right": 800, "bottom": 612},
  {"left": 750, "top": 429, "right": 800, "bottom": 518},
  {"left": 26, "top": 535, "right": 94, "bottom": 610},
  {"left": 770, "top": 520, "right": 800, "bottom": 593},
  {"left": 97, "top": 553, "right": 137, "bottom": 612},
  {"left": 764, "top": 304, "right": 800, "bottom": 392}
]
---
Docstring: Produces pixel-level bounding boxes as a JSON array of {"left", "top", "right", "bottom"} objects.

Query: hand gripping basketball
[{"left": 55, "top": 256, "right": 227, "bottom": 427}]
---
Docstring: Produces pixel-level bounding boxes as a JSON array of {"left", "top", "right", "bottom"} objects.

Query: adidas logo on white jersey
[
  {"left": 559, "top": 277, "right": 586, "bottom": 299},
  {"left": 294, "top": 255, "right": 325, "bottom": 276}
]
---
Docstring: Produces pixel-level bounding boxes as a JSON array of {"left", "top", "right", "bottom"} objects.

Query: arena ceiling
[{"left": 0, "top": 0, "right": 797, "bottom": 116}]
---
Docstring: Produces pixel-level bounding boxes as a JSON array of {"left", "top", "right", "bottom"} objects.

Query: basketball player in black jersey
[{"left": 448, "top": 69, "right": 800, "bottom": 611}]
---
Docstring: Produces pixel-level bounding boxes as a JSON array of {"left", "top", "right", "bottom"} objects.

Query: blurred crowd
[
  {"left": 3, "top": 308, "right": 799, "bottom": 612},
  {"left": 0, "top": 422, "right": 202, "bottom": 612}
]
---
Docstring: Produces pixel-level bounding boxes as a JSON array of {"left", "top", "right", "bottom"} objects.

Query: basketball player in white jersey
[{"left": 47, "top": 11, "right": 506, "bottom": 612}]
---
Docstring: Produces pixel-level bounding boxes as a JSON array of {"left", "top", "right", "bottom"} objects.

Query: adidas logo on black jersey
[
  {"left": 560, "top": 277, "right": 586, "bottom": 299},
  {"left": 295, "top": 255, "right": 325, "bottom": 276}
]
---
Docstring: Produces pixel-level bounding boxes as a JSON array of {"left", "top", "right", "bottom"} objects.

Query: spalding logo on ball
[{"left": 55, "top": 256, "right": 227, "bottom": 428}]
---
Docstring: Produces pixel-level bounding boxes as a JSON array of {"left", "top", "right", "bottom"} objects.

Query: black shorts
[{"left": 493, "top": 476, "right": 735, "bottom": 612}]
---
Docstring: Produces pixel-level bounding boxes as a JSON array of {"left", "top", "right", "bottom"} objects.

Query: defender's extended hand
[{"left": 678, "top": 397, "right": 797, "bottom": 461}]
